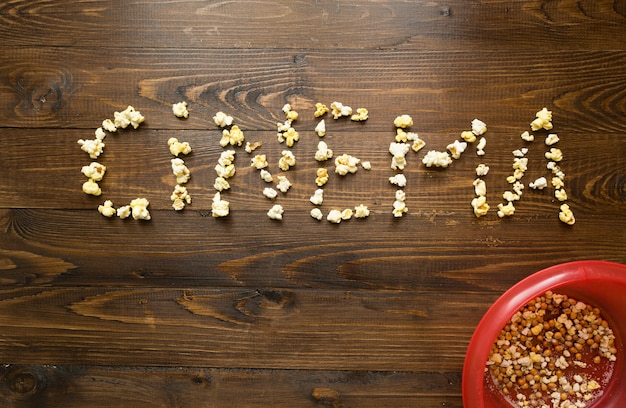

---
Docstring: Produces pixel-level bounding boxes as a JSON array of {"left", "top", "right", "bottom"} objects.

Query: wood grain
[
  {"left": 1, "top": 48, "right": 626, "bottom": 132},
  {"left": 1, "top": 1, "right": 625, "bottom": 407},
  {"left": 0, "top": 365, "right": 462, "bottom": 408},
  {"left": 0, "top": 0, "right": 624, "bottom": 51}
]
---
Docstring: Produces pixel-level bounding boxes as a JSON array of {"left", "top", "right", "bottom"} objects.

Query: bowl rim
[{"left": 462, "top": 260, "right": 626, "bottom": 407}]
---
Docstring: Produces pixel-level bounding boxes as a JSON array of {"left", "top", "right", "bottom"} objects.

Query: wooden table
[{"left": 1, "top": 1, "right": 625, "bottom": 406}]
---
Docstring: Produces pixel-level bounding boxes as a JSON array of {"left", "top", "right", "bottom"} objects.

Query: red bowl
[{"left": 462, "top": 260, "right": 626, "bottom": 407}]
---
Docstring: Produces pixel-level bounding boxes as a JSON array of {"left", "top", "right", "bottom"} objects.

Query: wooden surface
[{"left": 1, "top": 1, "right": 625, "bottom": 406}]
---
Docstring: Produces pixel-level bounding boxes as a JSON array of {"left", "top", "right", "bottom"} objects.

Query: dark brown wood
[{"left": 1, "top": 1, "right": 625, "bottom": 407}]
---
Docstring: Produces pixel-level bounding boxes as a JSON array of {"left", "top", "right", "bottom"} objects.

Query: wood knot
[
  {"left": 234, "top": 289, "right": 297, "bottom": 318},
  {"left": 311, "top": 387, "right": 342, "bottom": 407},
  {"left": 9, "top": 66, "right": 73, "bottom": 120},
  {"left": 191, "top": 373, "right": 212, "bottom": 387},
  {"left": 5, "top": 367, "right": 43, "bottom": 397},
  {"left": 440, "top": 6, "right": 452, "bottom": 17}
]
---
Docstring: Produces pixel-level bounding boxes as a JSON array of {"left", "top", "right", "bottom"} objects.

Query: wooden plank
[
  {"left": 0, "top": 0, "right": 624, "bottom": 51},
  {"left": 0, "top": 287, "right": 489, "bottom": 371},
  {"left": 1, "top": 47, "right": 626, "bottom": 131},
  {"left": 0, "top": 365, "right": 463, "bottom": 408},
  {"left": 1, "top": 125, "right": 625, "bottom": 215},
  {"left": 1, "top": 211, "right": 624, "bottom": 289}
]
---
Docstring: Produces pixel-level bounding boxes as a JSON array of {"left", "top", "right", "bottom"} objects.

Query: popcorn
[
  {"left": 282, "top": 103, "right": 298, "bottom": 121},
  {"left": 117, "top": 205, "right": 131, "bottom": 219},
  {"left": 263, "top": 187, "right": 278, "bottom": 199},
  {"left": 267, "top": 204, "right": 284, "bottom": 220},
  {"left": 283, "top": 127, "right": 299, "bottom": 147},
  {"left": 548, "top": 161, "right": 565, "bottom": 179},
  {"left": 555, "top": 188, "right": 568, "bottom": 201},
  {"left": 360, "top": 161, "right": 371, "bottom": 170},
  {"left": 276, "top": 175, "right": 291, "bottom": 193},
  {"left": 335, "top": 154, "right": 360, "bottom": 175},
  {"left": 315, "top": 168, "right": 329, "bottom": 186},
  {"left": 171, "top": 185, "right": 191, "bottom": 210},
  {"left": 276, "top": 105, "right": 299, "bottom": 146},
  {"left": 389, "top": 142, "right": 410, "bottom": 158},
  {"left": 476, "top": 164, "right": 490, "bottom": 176},
  {"left": 530, "top": 107, "right": 553, "bottom": 131},
  {"left": 167, "top": 137, "right": 192, "bottom": 156},
  {"left": 559, "top": 203, "right": 575, "bottom": 225},
  {"left": 393, "top": 199, "right": 408, "bottom": 217},
  {"left": 395, "top": 189, "right": 406, "bottom": 203},
  {"left": 545, "top": 133, "right": 559, "bottom": 146},
  {"left": 215, "top": 163, "right": 235, "bottom": 179},
  {"left": 114, "top": 106, "right": 144, "bottom": 129},
  {"left": 220, "top": 125, "right": 245, "bottom": 147},
  {"left": 94, "top": 128, "right": 107, "bottom": 141},
  {"left": 211, "top": 192, "right": 230, "bottom": 217},
  {"left": 213, "top": 111, "right": 233, "bottom": 128},
  {"left": 447, "top": 140, "right": 468, "bottom": 159},
  {"left": 216, "top": 150, "right": 236, "bottom": 178},
  {"left": 260, "top": 169, "right": 273, "bottom": 183},
  {"left": 81, "top": 162, "right": 106, "bottom": 181},
  {"left": 471, "top": 195, "right": 490, "bottom": 217},
  {"left": 77, "top": 138, "right": 105, "bottom": 159},
  {"left": 513, "top": 157, "right": 529, "bottom": 173},
  {"left": 310, "top": 208, "right": 323, "bottom": 220},
  {"left": 473, "top": 179, "right": 487, "bottom": 196},
  {"left": 219, "top": 130, "right": 231, "bottom": 147},
  {"left": 497, "top": 202, "right": 516, "bottom": 218},
  {"left": 393, "top": 114, "right": 413, "bottom": 128},
  {"left": 354, "top": 204, "right": 370, "bottom": 218},
  {"left": 129, "top": 198, "right": 151, "bottom": 220},
  {"left": 276, "top": 120, "right": 292, "bottom": 139},
  {"left": 326, "top": 209, "right": 343, "bottom": 223},
  {"left": 330, "top": 102, "right": 352, "bottom": 119},
  {"left": 315, "top": 119, "right": 326, "bottom": 137},
  {"left": 102, "top": 120, "right": 116, "bottom": 133},
  {"left": 389, "top": 174, "right": 407, "bottom": 187},
  {"left": 278, "top": 150, "right": 296, "bottom": 171},
  {"left": 314, "top": 103, "right": 329, "bottom": 118},
  {"left": 218, "top": 150, "right": 236, "bottom": 167},
  {"left": 502, "top": 190, "right": 520, "bottom": 202},
  {"left": 389, "top": 142, "right": 410, "bottom": 170},
  {"left": 552, "top": 177, "right": 565, "bottom": 189},
  {"left": 393, "top": 189, "right": 408, "bottom": 217},
  {"left": 545, "top": 148, "right": 563, "bottom": 162},
  {"left": 407, "top": 132, "right": 426, "bottom": 152},
  {"left": 391, "top": 156, "right": 407, "bottom": 171},
  {"left": 529, "top": 177, "right": 548, "bottom": 190},
  {"left": 98, "top": 200, "right": 116, "bottom": 217},
  {"left": 172, "top": 101, "right": 189, "bottom": 118},
  {"left": 245, "top": 141, "right": 262, "bottom": 153},
  {"left": 520, "top": 131, "right": 535, "bottom": 142},
  {"left": 113, "top": 109, "right": 131, "bottom": 129},
  {"left": 214, "top": 176, "right": 230, "bottom": 191},
  {"left": 310, "top": 189, "right": 324, "bottom": 205},
  {"left": 82, "top": 179, "right": 102, "bottom": 196},
  {"left": 351, "top": 108, "right": 368, "bottom": 121},
  {"left": 341, "top": 209, "right": 354, "bottom": 220},
  {"left": 422, "top": 150, "right": 452, "bottom": 168},
  {"left": 471, "top": 119, "right": 487, "bottom": 136},
  {"left": 251, "top": 154, "right": 269, "bottom": 169},
  {"left": 512, "top": 148, "right": 528, "bottom": 157},
  {"left": 476, "top": 137, "right": 486, "bottom": 156},
  {"left": 461, "top": 130, "right": 476, "bottom": 143},
  {"left": 315, "top": 141, "right": 333, "bottom": 162},
  {"left": 395, "top": 128, "right": 409, "bottom": 142},
  {"left": 171, "top": 158, "right": 191, "bottom": 184}
]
